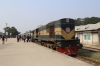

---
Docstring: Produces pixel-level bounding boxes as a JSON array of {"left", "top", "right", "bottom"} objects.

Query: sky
[{"left": 0, "top": 0, "right": 100, "bottom": 33}]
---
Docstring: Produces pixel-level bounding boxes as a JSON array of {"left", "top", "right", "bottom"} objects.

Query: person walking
[
  {"left": 29, "top": 35, "right": 31, "bottom": 42},
  {"left": 2, "top": 35, "right": 5, "bottom": 44},
  {"left": 21, "top": 35, "right": 23, "bottom": 41},
  {"left": 26, "top": 35, "right": 29, "bottom": 42},
  {"left": 17, "top": 35, "right": 20, "bottom": 42},
  {"left": 19, "top": 35, "right": 21, "bottom": 41},
  {"left": 23, "top": 35, "right": 26, "bottom": 42}
]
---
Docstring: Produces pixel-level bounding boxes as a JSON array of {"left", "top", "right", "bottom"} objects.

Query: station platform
[{"left": 0, "top": 38, "right": 93, "bottom": 66}]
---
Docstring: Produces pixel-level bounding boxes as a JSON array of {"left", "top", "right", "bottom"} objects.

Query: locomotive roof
[
  {"left": 32, "top": 18, "right": 74, "bottom": 30},
  {"left": 46, "top": 18, "right": 74, "bottom": 26}
]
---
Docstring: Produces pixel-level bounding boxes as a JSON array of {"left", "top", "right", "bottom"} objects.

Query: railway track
[
  {"left": 75, "top": 55, "right": 100, "bottom": 66},
  {"left": 35, "top": 42, "right": 100, "bottom": 66},
  {"left": 83, "top": 46, "right": 100, "bottom": 52},
  {"left": 76, "top": 46, "right": 100, "bottom": 66}
]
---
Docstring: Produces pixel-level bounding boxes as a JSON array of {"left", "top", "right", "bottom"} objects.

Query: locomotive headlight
[
  {"left": 65, "top": 27, "right": 70, "bottom": 33},
  {"left": 66, "top": 18, "right": 69, "bottom": 22}
]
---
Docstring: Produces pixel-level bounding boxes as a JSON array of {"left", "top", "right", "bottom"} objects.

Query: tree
[
  {"left": 3, "top": 27, "right": 11, "bottom": 35},
  {"left": 3, "top": 26, "right": 20, "bottom": 37},
  {"left": 75, "top": 18, "right": 83, "bottom": 26},
  {"left": 83, "top": 17, "right": 100, "bottom": 25},
  {"left": 75, "top": 17, "right": 100, "bottom": 26}
]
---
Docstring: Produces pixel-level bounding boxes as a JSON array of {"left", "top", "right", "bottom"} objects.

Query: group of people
[
  {"left": 0, "top": 35, "right": 7, "bottom": 44},
  {"left": 16, "top": 35, "right": 33, "bottom": 42},
  {"left": 0, "top": 34, "right": 33, "bottom": 44}
]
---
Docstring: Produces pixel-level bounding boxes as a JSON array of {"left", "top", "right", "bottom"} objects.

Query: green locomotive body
[{"left": 32, "top": 18, "right": 82, "bottom": 55}]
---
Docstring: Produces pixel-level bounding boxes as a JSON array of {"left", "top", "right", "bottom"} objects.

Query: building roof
[{"left": 75, "top": 22, "right": 100, "bottom": 31}]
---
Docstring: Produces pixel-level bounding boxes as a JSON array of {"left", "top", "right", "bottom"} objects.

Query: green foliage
[
  {"left": 77, "top": 49, "right": 100, "bottom": 62},
  {"left": 75, "top": 17, "right": 100, "bottom": 26},
  {"left": 77, "top": 49, "right": 91, "bottom": 57},
  {"left": 3, "top": 26, "right": 20, "bottom": 37}
]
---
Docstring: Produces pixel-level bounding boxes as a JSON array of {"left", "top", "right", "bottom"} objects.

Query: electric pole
[
  {"left": 5, "top": 23, "right": 7, "bottom": 34},
  {"left": 6, "top": 23, "right": 7, "bottom": 41}
]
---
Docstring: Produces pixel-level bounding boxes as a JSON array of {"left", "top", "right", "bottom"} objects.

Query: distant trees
[
  {"left": 37, "top": 17, "right": 100, "bottom": 26},
  {"left": 75, "top": 17, "right": 100, "bottom": 26},
  {"left": 3, "top": 26, "right": 20, "bottom": 37}
]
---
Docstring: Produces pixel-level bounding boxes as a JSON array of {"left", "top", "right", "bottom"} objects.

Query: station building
[{"left": 75, "top": 22, "right": 100, "bottom": 45}]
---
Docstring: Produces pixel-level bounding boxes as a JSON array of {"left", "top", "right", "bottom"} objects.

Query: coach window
[
  {"left": 87, "top": 33, "right": 91, "bottom": 40},
  {"left": 83, "top": 32, "right": 91, "bottom": 40},
  {"left": 84, "top": 32, "right": 87, "bottom": 40}
]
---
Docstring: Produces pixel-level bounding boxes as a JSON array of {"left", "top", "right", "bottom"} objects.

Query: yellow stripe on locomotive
[{"left": 55, "top": 28, "right": 75, "bottom": 40}]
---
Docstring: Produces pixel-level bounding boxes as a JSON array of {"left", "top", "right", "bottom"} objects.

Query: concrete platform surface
[{"left": 0, "top": 38, "right": 93, "bottom": 66}]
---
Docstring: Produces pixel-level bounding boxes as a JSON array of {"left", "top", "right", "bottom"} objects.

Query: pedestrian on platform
[
  {"left": 17, "top": 35, "right": 20, "bottom": 42},
  {"left": 2, "top": 35, "right": 5, "bottom": 44},
  {"left": 23, "top": 35, "right": 26, "bottom": 42},
  {"left": 21, "top": 35, "right": 23, "bottom": 41},
  {"left": 26, "top": 35, "right": 29, "bottom": 42},
  {"left": 19, "top": 35, "right": 21, "bottom": 41},
  {"left": 29, "top": 35, "right": 31, "bottom": 42}
]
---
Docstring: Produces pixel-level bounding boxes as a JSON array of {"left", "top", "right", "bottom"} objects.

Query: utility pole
[
  {"left": 6, "top": 23, "right": 7, "bottom": 27},
  {"left": 6, "top": 23, "right": 7, "bottom": 41},
  {"left": 5, "top": 23, "right": 7, "bottom": 33},
  {"left": 5, "top": 23, "right": 7, "bottom": 35}
]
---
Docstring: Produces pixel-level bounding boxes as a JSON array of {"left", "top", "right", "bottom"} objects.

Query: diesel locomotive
[{"left": 32, "top": 18, "right": 82, "bottom": 55}]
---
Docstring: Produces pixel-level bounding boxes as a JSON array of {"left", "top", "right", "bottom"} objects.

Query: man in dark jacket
[
  {"left": 23, "top": 35, "right": 26, "bottom": 42},
  {"left": 26, "top": 35, "right": 30, "bottom": 42},
  {"left": 2, "top": 35, "right": 5, "bottom": 44}
]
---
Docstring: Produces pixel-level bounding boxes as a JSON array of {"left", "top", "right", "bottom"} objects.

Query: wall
[
  {"left": 82, "top": 32, "right": 92, "bottom": 44},
  {"left": 75, "top": 31, "right": 99, "bottom": 45},
  {"left": 79, "top": 33, "right": 83, "bottom": 43},
  {"left": 92, "top": 33, "right": 99, "bottom": 44}
]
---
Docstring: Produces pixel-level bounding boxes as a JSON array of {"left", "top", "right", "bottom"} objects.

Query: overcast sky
[{"left": 0, "top": 0, "right": 100, "bottom": 33}]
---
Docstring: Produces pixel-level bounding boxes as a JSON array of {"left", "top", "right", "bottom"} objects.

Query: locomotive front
[{"left": 55, "top": 18, "right": 82, "bottom": 55}]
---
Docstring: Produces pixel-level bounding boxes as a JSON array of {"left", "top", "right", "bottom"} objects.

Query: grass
[{"left": 77, "top": 49, "right": 100, "bottom": 62}]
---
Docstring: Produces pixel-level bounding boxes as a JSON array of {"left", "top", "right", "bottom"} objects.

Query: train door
[
  {"left": 38, "top": 29, "right": 40, "bottom": 38},
  {"left": 34, "top": 30, "right": 36, "bottom": 38},
  {"left": 36, "top": 29, "right": 39, "bottom": 38},
  {"left": 32, "top": 31, "right": 34, "bottom": 36},
  {"left": 49, "top": 25, "right": 55, "bottom": 39}
]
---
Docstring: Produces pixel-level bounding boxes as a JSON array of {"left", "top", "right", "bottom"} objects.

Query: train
[{"left": 32, "top": 18, "right": 83, "bottom": 55}]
